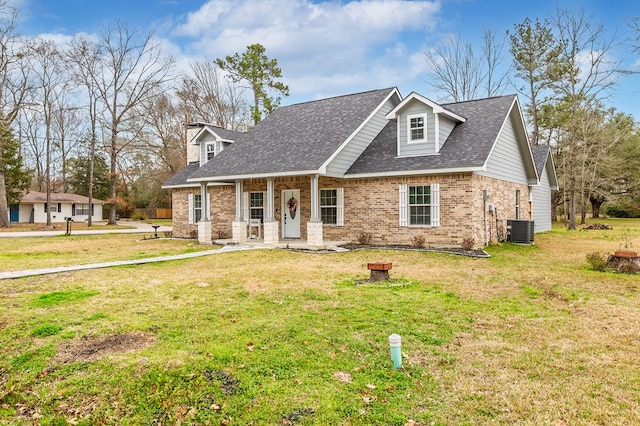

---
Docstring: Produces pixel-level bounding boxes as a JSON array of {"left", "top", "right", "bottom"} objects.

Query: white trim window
[
  {"left": 407, "top": 113, "right": 427, "bottom": 143},
  {"left": 76, "top": 204, "right": 90, "bottom": 215},
  {"left": 206, "top": 142, "right": 216, "bottom": 161},
  {"left": 250, "top": 191, "right": 264, "bottom": 222},
  {"left": 515, "top": 189, "right": 521, "bottom": 219},
  {"left": 320, "top": 188, "right": 344, "bottom": 226},
  {"left": 399, "top": 183, "right": 440, "bottom": 226}
]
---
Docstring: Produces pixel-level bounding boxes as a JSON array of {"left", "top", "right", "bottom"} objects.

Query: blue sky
[{"left": 13, "top": 0, "right": 640, "bottom": 120}]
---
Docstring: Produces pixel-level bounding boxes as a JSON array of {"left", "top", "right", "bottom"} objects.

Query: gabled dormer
[
  {"left": 385, "top": 92, "right": 466, "bottom": 158},
  {"left": 185, "top": 123, "right": 240, "bottom": 167}
]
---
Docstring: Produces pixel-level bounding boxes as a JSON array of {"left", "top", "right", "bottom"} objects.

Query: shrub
[
  {"left": 461, "top": 237, "right": 476, "bottom": 251},
  {"left": 410, "top": 234, "right": 425, "bottom": 248},
  {"left": 217, "top": 229, "right": 230, "bottom": 239},
  {"left": 618, "top": 262, "right": 640, "bottom": 275},
  {"left": 356, "top": 231, "right": 372, "bottom": 245},
  {"left": 605, "top": 204, "right": 640, "bottom": 218},
  {"left": 586, "top": 252, "right": 608, "bottom": 272},
  {"left": 130, "top": 210, "right": 148, "bottom": 221}
]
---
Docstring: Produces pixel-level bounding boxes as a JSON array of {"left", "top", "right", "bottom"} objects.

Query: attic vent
[{"left": 507, "top": 220, "right": 534, "bottom": 244}]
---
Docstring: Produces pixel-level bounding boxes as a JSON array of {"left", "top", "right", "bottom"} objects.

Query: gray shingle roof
[
  {"left": 201, "top": 125, "right": 242, "bottom": 141},
  {"left": 531, "top": 145, "right": 551, "bottom": 177},
  {"left": 162, "top": 162, "right": 201, "bottom": 187},
  {"left": 188, "top": 88, "right": 396, "bottom": 180},
  {"left": 347, "top": 94, "right": 517, "bottom": 175}
]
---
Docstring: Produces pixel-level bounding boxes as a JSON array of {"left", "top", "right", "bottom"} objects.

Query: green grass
[{"left": 0, "top": 218, "right": 639, "bottom": 424}]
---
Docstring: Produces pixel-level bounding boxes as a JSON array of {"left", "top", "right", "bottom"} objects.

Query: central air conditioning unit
[{"left": 507, "top": 220, "right": 535, "bottom": 244}]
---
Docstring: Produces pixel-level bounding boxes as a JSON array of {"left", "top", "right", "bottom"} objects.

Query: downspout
[{"left": 483, "top": 189, "right": 490, "bottom": 246}]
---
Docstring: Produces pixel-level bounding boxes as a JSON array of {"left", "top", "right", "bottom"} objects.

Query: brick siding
[{"left": 171, "top": 173, "right": 530, "bottom": 247}]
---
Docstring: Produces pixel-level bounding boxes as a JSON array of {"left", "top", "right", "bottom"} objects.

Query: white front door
[{"left": 282, "top": 189, "right": 300, "bottom": 238}]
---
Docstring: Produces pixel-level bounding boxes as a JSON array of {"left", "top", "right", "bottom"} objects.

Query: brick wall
[
  {"left": 171, "top": 185, "right": 235, "bottom": 239},
  {"left": 171, "top": 174, "right": 530, "bottom": 247}
]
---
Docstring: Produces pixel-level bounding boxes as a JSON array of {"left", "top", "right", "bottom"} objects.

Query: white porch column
[
  {"left": 198, "top": 182, "right": 211, "bottom": 244},
  {"left": 264, "top": 178, "right": 279, "bottom": 244},
  {"left": 232, "top": 180, "right": 247, "bottom": 243},
  {"left": 266, "top": 178, "right": 275, "bottom": 221},
  {"left": 307, "top": 174, "right": 323, "bottom": 247},
  {"left": 310, "top": 174, "right": 320, "bottom": 222}
]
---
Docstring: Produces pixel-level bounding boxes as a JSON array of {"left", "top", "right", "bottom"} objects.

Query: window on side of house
[
  {"left": 250, "top": 192, "right": 264, "bottom": 222},
  {"left": 515, "top": 190, "right": 521, "bottom": 219},
  {"left": 399, "top": 183, "right": 440, "bottom": 227},
  {"left": 194, "top": 194, "right": 202, "bottom": 223},
  {"left": 206, "top": 142, "right": 215, "bottom": 161},
  {"left": 44, "top": 203, "right": 61, "bottom": 213},
  {"left": 320, "top": 189, "right": 337, "bottom": 224},
  {"left": 409, "top": 185, "right": 431, "bottom": 225},
  {"left": 407, "top": 113, "right": 427, "bottom": 143},
  {"left": 76, "top": 204, "right": 90, "bottom": 215}
]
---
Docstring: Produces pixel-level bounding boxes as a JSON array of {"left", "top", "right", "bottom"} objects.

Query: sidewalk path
[{"left": 0, "top": 245, "right": 253, "bottom": 280}]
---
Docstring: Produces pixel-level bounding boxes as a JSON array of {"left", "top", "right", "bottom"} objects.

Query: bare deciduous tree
[
  {"left": 425, "top": 30, "right": 509, "bottom": 102},
  {"left": 92, "top": 21, "right": 175, "bottom": 224},
  {"left": 0, "top": 0, "right": 30, "bottom": 227},
  {"left": 177, "top": 59, "right": 248, "bottom": 130}
]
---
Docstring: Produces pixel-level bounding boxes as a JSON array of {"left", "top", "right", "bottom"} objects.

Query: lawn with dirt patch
[{"left": 0, "top": 219, "right": 639, "bottom": 425}]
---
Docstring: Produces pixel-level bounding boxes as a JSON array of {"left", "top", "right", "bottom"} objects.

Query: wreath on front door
[{"left": 286, "top": 195, "right": 298, "bottom": 220}]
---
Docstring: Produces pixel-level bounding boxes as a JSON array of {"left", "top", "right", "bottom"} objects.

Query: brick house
[{"left": 162, "top": 87, "right": 557, "bottom": 248}]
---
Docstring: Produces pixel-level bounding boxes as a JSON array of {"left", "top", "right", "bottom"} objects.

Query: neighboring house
[
  {"left": 163, "top": 87, "right": 557, "bottom": 248},
  {"left": 530, "top": 145, "right": 559, "bottom": 232},
  {"left": 10, "top": 191, "right": 104, "bottom": 223}
]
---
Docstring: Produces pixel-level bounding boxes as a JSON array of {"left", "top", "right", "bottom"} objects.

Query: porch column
[
  {"left": 198, "top": 182, "right": 212, "bottom": 244},
  {"left": 263, "top": 178, "right": 279, "bottom": 244},
  {"left": 232, "top": 180, "right": 248, "bottom": 243},
  {"left": 307, "top": 174, "right": 324, "bottom": 247}
]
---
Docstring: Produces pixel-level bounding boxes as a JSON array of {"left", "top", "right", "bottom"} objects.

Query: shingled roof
[
  {"left": 531, "top": 145, "right": 551, "bottom": 177},
  {"left": 347, "top": 94, "right": 518, "bottom": 175},
  {"left": 162, "top": 162, "right": 202, "bottom": 188},
  {"left": 20, "top": 191, "right": 104, "bottom": 204},
  {"left": 188, "top": 88, "right": 396, "bottom": 180}
]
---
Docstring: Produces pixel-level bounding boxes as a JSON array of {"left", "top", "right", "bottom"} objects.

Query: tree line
[
  {"left": 0, "top": 1, "right": 288, "bottom": 227},
  {"left": 425, "top": 7, "right": 640, "bottom": 229}
]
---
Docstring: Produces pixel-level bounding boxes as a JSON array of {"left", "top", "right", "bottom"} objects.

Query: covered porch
[{"left": 195, "top": 174, "right": 344, "bottom": 249}]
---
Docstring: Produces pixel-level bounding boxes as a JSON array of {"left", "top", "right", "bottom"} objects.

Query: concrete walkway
[{"left": 0, "top": 244, "right": 254, "bottom": 280}]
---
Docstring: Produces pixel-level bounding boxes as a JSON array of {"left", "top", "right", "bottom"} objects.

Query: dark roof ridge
[
  {"left": 441, "top": 93, "right": 516, "bottom": 107},
  {"left": 280, "top": 87, "right": 396, "bottom": 109}
]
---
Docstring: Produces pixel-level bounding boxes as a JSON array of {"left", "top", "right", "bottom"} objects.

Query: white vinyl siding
[
  {"left": 478, "top": 115, "right": 529, "bottom": 184},
  {"left": 531, "top": 163, "right": 553, "bottom": 232},
  {"left": 399, "top": 183, "right": 440, "bottom": 227},
  {"left": 325, "top": 98, "right": 396, "bottom": 176}
]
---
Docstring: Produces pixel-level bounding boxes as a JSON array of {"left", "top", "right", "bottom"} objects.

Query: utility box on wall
[{"left": 507, "top": 220, "right": 535, "bottom": 244}]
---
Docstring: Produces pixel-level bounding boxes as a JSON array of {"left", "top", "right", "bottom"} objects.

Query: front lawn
[{"left": 0, "top": 219, "right": 639, "bottom": 424}]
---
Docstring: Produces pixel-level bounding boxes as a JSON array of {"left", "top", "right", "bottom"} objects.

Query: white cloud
[{"left": 171, "top": 0, "right": 441, "bottom": 102}]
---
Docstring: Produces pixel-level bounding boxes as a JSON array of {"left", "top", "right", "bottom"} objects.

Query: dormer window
[
  {"left": 206, "top": 142, "right": 215, "bottom": 161},
  {"left": 408, "top": 113, "right": 427, "bottom": 143}
]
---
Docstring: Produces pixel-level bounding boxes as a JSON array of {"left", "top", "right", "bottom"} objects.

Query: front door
[
  {"left": 9, "top": 204, "right": 18, "bottom": 222},
  {"left": 282, "top": 189, "right": 300, "bottom": 238}
]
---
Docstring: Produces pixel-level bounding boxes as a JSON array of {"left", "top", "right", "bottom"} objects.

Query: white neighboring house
[{"left": 10, "top": 191, "right": 104, "bottom": 223}]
